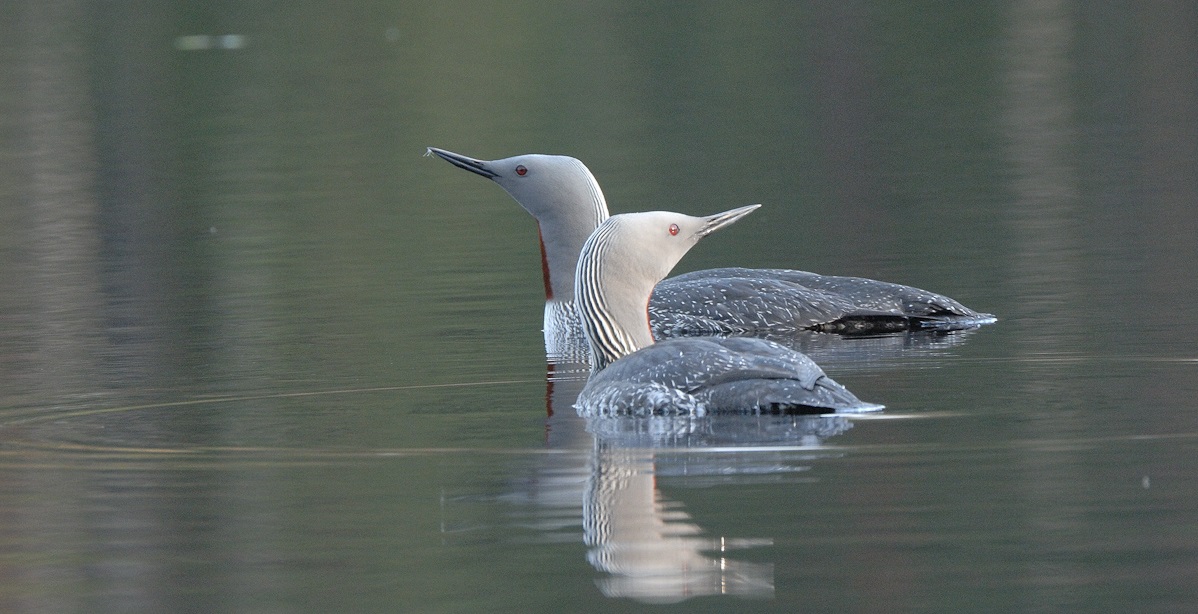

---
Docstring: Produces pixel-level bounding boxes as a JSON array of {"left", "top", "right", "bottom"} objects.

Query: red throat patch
[{"left": 537, "top": 225, "right": 553, "bottom": 300}]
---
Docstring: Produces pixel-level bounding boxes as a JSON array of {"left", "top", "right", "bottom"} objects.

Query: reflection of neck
[
  {"left": 543, "top": 359, "right": 591, "bottom": 450},
  {"left": 543, "top": 301, "right": 589, "bottom": 364},
  {"left": 584, "top": 444, "right": 774, "bottom": 602}
]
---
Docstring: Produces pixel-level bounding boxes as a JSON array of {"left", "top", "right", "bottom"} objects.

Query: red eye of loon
[
  {"left": 515, "top": 165, "right": 528, "bottom": 176},
  {"left": 668, "top": 223, "right": 680, "bottom": 236}
]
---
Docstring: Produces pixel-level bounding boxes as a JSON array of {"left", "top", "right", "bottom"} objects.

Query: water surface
[{"left": 2, "top": 1, "right": 1197, "bottom": 612}]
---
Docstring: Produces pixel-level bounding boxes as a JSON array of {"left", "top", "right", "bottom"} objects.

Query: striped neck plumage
[{"left": 575, "top": 219, "right": 656, "bottom": 371}]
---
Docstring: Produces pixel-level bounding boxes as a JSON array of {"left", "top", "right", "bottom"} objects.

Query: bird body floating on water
[
  {"left": 570, "top": 204, "right": 883, "bottom": 417},
  {"left": 427, "top": 147, "right": 994, "bottom": 357}
]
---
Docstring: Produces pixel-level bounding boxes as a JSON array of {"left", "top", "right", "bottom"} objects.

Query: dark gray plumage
[
  {"left": 577, "top": 336, "right": 882, "bottom": 417},
  {"left": 569, "top": 207, "right": 883, "bottom": 417},
  {"left": 651, "top": 267, "right": 995, "bottom": 337}
]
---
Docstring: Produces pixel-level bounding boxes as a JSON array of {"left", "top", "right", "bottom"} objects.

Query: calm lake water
[{"left": 3, "top": 1, "right": 1197, "bottom": 612}]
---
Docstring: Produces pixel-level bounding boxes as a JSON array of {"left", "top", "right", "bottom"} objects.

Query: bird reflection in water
[
  {"left": 580, "top": 416, "right": 852, "bottom": 602},
  {"left": 583, "top": 441, "right": 773, "bottom": 602},
  {"left": 537, "top": 361, "right": 854, "bottom": 603}
]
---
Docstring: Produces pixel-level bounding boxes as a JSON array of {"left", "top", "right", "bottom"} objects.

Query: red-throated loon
[{"left": 570, "top": 204, "right": 883, "bottom": 416}]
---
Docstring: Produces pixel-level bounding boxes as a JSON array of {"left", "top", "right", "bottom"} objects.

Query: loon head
[
  {"left": 428, "top": 147, "right": 609, "bottom": 302},
  {"left": 575, "top": 204, "right": 761, "bottom": 369}
]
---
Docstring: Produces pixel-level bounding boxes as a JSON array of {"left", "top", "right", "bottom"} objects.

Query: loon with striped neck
[
  {"left": 572, "top": 204, "right": 882, "bottom": 416},
  {"left": 428, "top": 147, "right": 994, "bottom": 356}
]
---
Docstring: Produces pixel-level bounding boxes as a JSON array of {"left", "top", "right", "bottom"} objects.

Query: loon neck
[
  {"left": 579, "top": 289, "right": 655, "bottom": 371},
  {"left": 575, "top": 225, "right": 656, "bottom": 371},
  {"left": 532, "top": 163, "right": 610, "bottom": 303}
]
